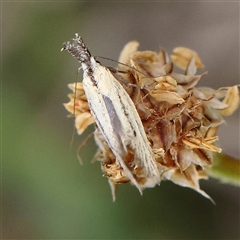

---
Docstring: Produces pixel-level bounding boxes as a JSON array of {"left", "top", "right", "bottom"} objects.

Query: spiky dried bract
[{"left": 64, "top": 40, "right": 239, "bottom": 201}]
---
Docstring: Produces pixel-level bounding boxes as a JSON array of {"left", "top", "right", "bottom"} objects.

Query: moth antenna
[
  {"left": 62, "top": 35, "right": 91, "bottom": 150},
  {"left": 97, "top": 56, "right": 159, "bottom": 90},
  {"left": 68, "top": 66, "right": 84, "bottom": 151},
  {"left": 97, "top": 56, "right": 152, "bottom": 79}
]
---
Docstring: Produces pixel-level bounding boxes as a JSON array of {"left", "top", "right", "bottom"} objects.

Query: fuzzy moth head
[{"left": 62, "top": 33, "right": 92, "bottom": 73}]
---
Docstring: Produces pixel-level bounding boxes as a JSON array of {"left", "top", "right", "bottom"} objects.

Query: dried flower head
[{"left": 64, "top": 40, "right": 239, "bottom": 201}]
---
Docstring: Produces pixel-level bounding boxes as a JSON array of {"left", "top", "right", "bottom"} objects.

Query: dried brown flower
[{"left": 64, "top": 41, "right": 239, "bottom": 201}]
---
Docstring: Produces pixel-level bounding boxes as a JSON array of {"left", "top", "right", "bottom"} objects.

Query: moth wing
[
  {"left": 93, "top": 64, "right": 160, "bottom": 184},
  {"left": 82, "top": 60, "right": 143, "bottom": 192}
]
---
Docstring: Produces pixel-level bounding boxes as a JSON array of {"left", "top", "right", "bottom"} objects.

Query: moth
[{"left": 62, "top": 33, "right": 160, "bottom": 193}]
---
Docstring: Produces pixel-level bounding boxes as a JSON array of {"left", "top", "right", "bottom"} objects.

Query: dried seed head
[{"left": 63, "top": 38, "right": 239, "bottom": 201}]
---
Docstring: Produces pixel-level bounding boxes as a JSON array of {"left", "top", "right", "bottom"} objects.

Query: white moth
[{"left": 62, "top": 33, "right": 160, "bottom": 193}]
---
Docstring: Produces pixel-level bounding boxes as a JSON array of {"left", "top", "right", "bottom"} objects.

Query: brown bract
[
  {"left": 64, "top": 42, "right": 239, "bottom": 201},
  {"left": 64, "top": 83, "right": 94, "bottom": 134}
]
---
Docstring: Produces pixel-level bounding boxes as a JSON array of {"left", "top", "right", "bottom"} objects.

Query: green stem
[{"left": 207, "top": 152, "right": 240, "bottom": 186}]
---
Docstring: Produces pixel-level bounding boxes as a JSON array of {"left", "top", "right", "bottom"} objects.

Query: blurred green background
[{"left": 2, "top": 1, "right": 239, "bottom": 239}]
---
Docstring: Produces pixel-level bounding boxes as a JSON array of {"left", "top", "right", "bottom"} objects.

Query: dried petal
[
  {"left": 171, "top": 71, "right": 208, "bottom": 89},
  {"left": 150, "top": 90, "right": 185, "bottom": 104},
  {"left": 68, "top": 82, "right": 86, "bottom": 97},
  {"left": 75, "top": 112, "right": 95, "bottom": 134},
  {"left": 219, "top": 86, "right": 240, "bottom": 116},
  {"left": 171, "top": 47, "right": 204, "bottom": 70},
  {"left": 118, "top": 41, "right": 139, "bottom": 67},
  {"left": 130, "top": 50, "right": 169, "bottom": 77},
  {"left": 163, "top": 164, "right": 214, "bottom": 202}
]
